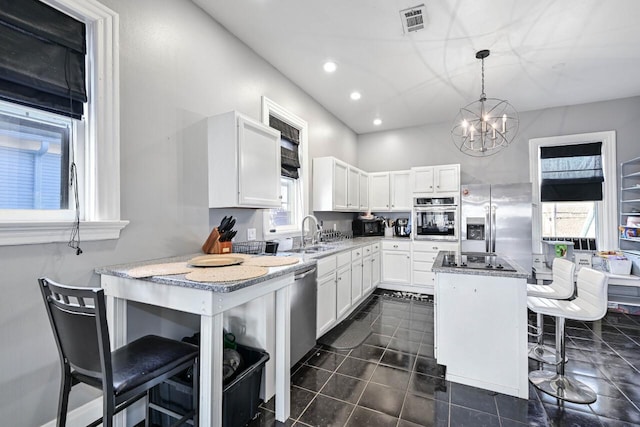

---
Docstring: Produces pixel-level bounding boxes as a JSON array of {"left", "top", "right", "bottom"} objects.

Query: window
[
  {"left": 261, "top": 97, "right": 308, "bottom": 236},
  {"left": 0, "top": 0, "right": 126, "bottom": 246},
  {"left": 0, "top": 101, "right": 73, "bottom": 216},
  {"left": 529, "top": 131, "right": 617, "bottom": 252}
]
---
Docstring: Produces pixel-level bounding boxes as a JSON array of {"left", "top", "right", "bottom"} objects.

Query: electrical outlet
[{"left": 247, "top": 228, "right": 256, "bottom": 241}]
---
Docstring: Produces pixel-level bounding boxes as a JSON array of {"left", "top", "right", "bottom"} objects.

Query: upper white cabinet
[
  {"left": 369, "top": 172, "right": 390, "bottom": 211},
  {"left": 194, "top": 111, "right": 281, "bottom": 208},
  {"left": 412, "top": 164, "right": 460, "bottom": 194},
  {"left": 347, "top": 166, "right": 360, "bottom": 210},
  {"left": 359, "top": 170, "right": 369, "bottom": 211},
  {"left": 369, "top": 171, "right": 411, "bottom": 212},
  {"left": 390, "top": 170, "right": 412, "bottom": 210},
  {"left": 313, "top": 157, "right": 362, "bottom": 211}
]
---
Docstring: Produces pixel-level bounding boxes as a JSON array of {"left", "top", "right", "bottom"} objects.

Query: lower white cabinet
[
  {"left": 371, "top": 243, "right": 381, "bottom": 289},
  {"left": 316, "top": 256, "right": 337, "bottom": 338},
  {"left": 351, "top": 247, "right": 363, "bottom": 305},
  {"left": 336, "top": 252, "right": 352, "bottom": 319},
  {"left": 316, "top": 243, "right": 382, "bottom": 338},
  {"left": 336, "top": 265, "right": 352, "bottom": 319},
  {"left": 381, "top": 240, "right": 411, "bottom": 284},
  {"left": 412, "top": 241, "right": 459, "bottom": 295}
]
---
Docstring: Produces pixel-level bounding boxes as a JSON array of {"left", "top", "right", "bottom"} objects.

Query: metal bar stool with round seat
[
  {"left": 527, "top": 258, "right": 576, "bottom": 364},
  {"left": 38, "top": 277, "right": 199, "bottom": 427},
  {"left": 527, "top": 267, "right": 608, "bottom": 404}
]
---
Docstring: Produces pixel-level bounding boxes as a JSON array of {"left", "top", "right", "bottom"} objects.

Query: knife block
[{"left": 202, "top": 227, "right": 233, "bottom": 254}]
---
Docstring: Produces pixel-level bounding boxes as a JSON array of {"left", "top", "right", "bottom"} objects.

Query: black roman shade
[
  {"left": 0, "top": 0, "right": 87, "bottom": 119},
  {"left": 540, "top": 142, "right": 604, "bottom": 202},
  {"left": 269, "top": 115, "right": 300, "bottom": 179}
]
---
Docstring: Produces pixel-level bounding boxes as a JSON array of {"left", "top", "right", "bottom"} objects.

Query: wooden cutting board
[{"left": 242, "top": 256, "right": 300, "bottom": 267}]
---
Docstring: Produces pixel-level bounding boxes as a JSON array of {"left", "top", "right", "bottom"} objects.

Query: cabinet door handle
[
  {"left": 393, "top": 245, "right": 398, "bottom": 248},
  {"left": 432, "top": 247, "right": 438, "bottom": 250}
]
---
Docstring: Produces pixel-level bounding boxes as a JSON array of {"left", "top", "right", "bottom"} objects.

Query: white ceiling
[{"left": 193, "top": 0, "right": 640, "bottom": 134}]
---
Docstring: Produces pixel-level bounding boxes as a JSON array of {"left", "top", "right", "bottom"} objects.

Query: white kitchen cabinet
[
  {"left": 313, "top": 157, "right": 361, "bottom": 211},
  {"left": 359, "top": 170, "right": 369, "bottom": 211},
  {"left": 412, "top": 164, "right": 460, "bottom": 195},
  {"left": 316, "top": 256, "right": 337, "bottom": 337},
  {"left": 336, "top": 265, "right": 352, "bottom": 319},
  {"left": 351, "top": 247, "right": 364, "bottom": 305},
  {"left": 362, "top": 250, "right": 372, "bottom": 297},
  {"left": 381, "top": 240, "right": 412, "bottom": 284},
  {"left": 370, "top": 242, "right": 381, "bottom": 289},
  {"left": 369, "top": 172, "right": 390, "bottom": 211},
  {"left": 412, "top": 241, "right": 459, "bottom": 295},
  {"left": 369, "top": 171, "right": 411, "bottom": 212},
  {"left": 195, "top": 111, "right": 281, "bottom": 208},
  {"left": 336, "top": 251, "right": 353, "bottom": 319},
  {"left": 347, "top": 166, "right": 360, "bottom": 210},
  {"left": 390, "top": 170, "right": 412, "bottom": 210}
]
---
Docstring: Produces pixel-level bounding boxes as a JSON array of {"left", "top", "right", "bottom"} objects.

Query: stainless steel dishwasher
[{"left": 290, "top": 265, "right": 317, "bottom": 367}]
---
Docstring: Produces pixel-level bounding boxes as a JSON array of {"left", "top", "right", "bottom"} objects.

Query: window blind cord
[
  {"left": 65, "top": 47, "right": 82, "bottom": 255},
  {"left": 68, "top": 162, "right": 82, "bottom": 255}
]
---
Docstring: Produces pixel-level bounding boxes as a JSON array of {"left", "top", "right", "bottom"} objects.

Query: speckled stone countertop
[
  {"left": 432, "top": 251, "right": 530, "bottom": 279},
  {"left": 95, "top": 237, "right": 385, "bottom": 293},
  {"left": 95, "top": 253, "right": 317, "bottom": 293}
]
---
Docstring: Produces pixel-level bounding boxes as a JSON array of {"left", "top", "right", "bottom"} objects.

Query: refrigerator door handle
[
  {"left": 491, "top": 205, "right": 497, "bottom": 253},
  {"left": 484, "top": 205, "right": 491, "bottom": 253}
]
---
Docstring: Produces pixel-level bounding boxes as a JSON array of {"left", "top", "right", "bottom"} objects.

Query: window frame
[
  {"left": 0, "top": 0, "right": 127, "bottom": 246},
  {"left": 261, "top": 96, "right": 308, "bottom": 238},
  {"left": 529, "top": 131, "right": 617, "bottom": 253}
]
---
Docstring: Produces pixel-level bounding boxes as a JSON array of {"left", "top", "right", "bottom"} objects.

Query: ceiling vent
[{"left": 400, "top": 4, "right": 426, "bottom": 34}]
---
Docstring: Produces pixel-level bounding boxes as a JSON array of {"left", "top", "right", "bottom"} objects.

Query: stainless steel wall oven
[{"left": 413, "top": 196, "right": 458, "bottom": 241}]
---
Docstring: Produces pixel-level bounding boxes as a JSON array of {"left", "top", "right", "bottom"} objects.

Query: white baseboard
[{"left": 41, "top": 397, "right": 102, "bottom": 427}]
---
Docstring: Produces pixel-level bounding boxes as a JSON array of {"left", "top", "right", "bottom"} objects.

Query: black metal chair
[{"left": 38, "top": 277, "right": 199, "bottom": 427}]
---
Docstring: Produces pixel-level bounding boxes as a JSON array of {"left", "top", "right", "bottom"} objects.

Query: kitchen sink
[{"left": 285, "top": 244, "right": 337, "bottom": 254}]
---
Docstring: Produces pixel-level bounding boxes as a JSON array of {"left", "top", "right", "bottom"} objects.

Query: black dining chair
[{"left": 38, "top": 277, "right": 199, "bottom": 427}]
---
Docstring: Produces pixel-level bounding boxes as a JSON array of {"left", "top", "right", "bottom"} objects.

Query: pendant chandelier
[{"left": 451, "top": 49, "right": 518, "bottom": 157}]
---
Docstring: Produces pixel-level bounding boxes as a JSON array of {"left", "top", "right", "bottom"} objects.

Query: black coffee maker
[{"left": 394, "top": 218, "right": 410, "bottom": 237}]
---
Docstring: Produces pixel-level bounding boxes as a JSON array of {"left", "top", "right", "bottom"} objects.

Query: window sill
[{"left": 0, "top": 220, "right": 129, "bottom": 246}]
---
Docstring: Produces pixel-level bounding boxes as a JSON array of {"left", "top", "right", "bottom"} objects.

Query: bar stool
[
  {"left": 38, "top": 277, "right": 199, "bottom": 427},
  {"left": 527, "top": 267, "right": 608, "bottom": 404},
  {"left": 527, "top": 258, "right": 576, "bottom": 364}
]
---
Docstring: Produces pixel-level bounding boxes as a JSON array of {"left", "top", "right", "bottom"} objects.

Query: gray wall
[
  {"left": 357, "top": 96, "right": 640, "bottom": 186},
  {"left": 0, "top": 1, "right": 357, "bottom": 425}
]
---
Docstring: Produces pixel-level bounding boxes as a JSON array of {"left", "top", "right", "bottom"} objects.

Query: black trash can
[{"left": 149, "top": 344, "right": 270, "bottom": 427}]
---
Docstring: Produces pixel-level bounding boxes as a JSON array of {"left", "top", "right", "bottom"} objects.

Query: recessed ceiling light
[
  {"left": 350, "top": 92, "right": 361, "bottom": 100},
  {"left": 373, "top": 118, "right": 382, "bottom": 126},
  {"left": 323, "top": 61, "right": 337, "bottom": 73}
]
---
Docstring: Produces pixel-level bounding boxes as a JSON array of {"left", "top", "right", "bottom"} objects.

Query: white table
[{"left": 97, "top": 256, "right": 310, "bottom": 426}]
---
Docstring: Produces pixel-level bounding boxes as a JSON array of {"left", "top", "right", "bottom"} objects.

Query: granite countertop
[
  {"left": 96, "top": 253, "right": 317, "bottom": 293},
  {"left": 432, "top": 251, "right": 530, "bottom": 279},
  {"left": 95, "top": 237, "right": 384, "bottom": 293}
]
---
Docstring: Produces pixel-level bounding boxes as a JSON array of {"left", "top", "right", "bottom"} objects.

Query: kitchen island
[
  {"left": 432, "top": 251, "right": 530, "bottom": 399},
  {"left": 96, "top": 254, "right": 315, "bottom": 427}
]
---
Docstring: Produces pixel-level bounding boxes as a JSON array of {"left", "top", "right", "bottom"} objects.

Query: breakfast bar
[
  {"left": 96, "top": 254, "right": 315, "bottom": 427},
  {"left": 432, "top": 251, "right": 530, "bottom": 399}
]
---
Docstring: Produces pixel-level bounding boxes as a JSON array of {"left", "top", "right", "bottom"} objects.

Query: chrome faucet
[{"left": 301, "top": 214, "right": 320, "bottom": 247}]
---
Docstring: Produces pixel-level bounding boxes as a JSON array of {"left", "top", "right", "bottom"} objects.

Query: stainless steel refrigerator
[{"left": 461, "top": 183, "right": 532, "bottom": 276}]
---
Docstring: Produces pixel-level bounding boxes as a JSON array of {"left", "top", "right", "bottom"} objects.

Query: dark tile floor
[{"left": 251, "top": 289, "right": 640, "bottom": 427}]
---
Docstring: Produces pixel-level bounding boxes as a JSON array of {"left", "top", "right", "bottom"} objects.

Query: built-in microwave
[
  {"left": 413, "top": 196, "right": 458, "bottom": 240},
  {"left": 352, "top": 218, "right": 384, "bottom": 237}
]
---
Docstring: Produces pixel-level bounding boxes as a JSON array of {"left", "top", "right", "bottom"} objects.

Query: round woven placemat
[
  {"left": 242, "top": 256, "right": 301, "bottom": 267},
  {"left": 127, "top": 262, "right": 195, "bottom": 278},
  {"left": 185, "top": 265, "right": 268, "bottom": 282},
  {"left": 190, "top": 253, "right": 255, "bottom": 264}
]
